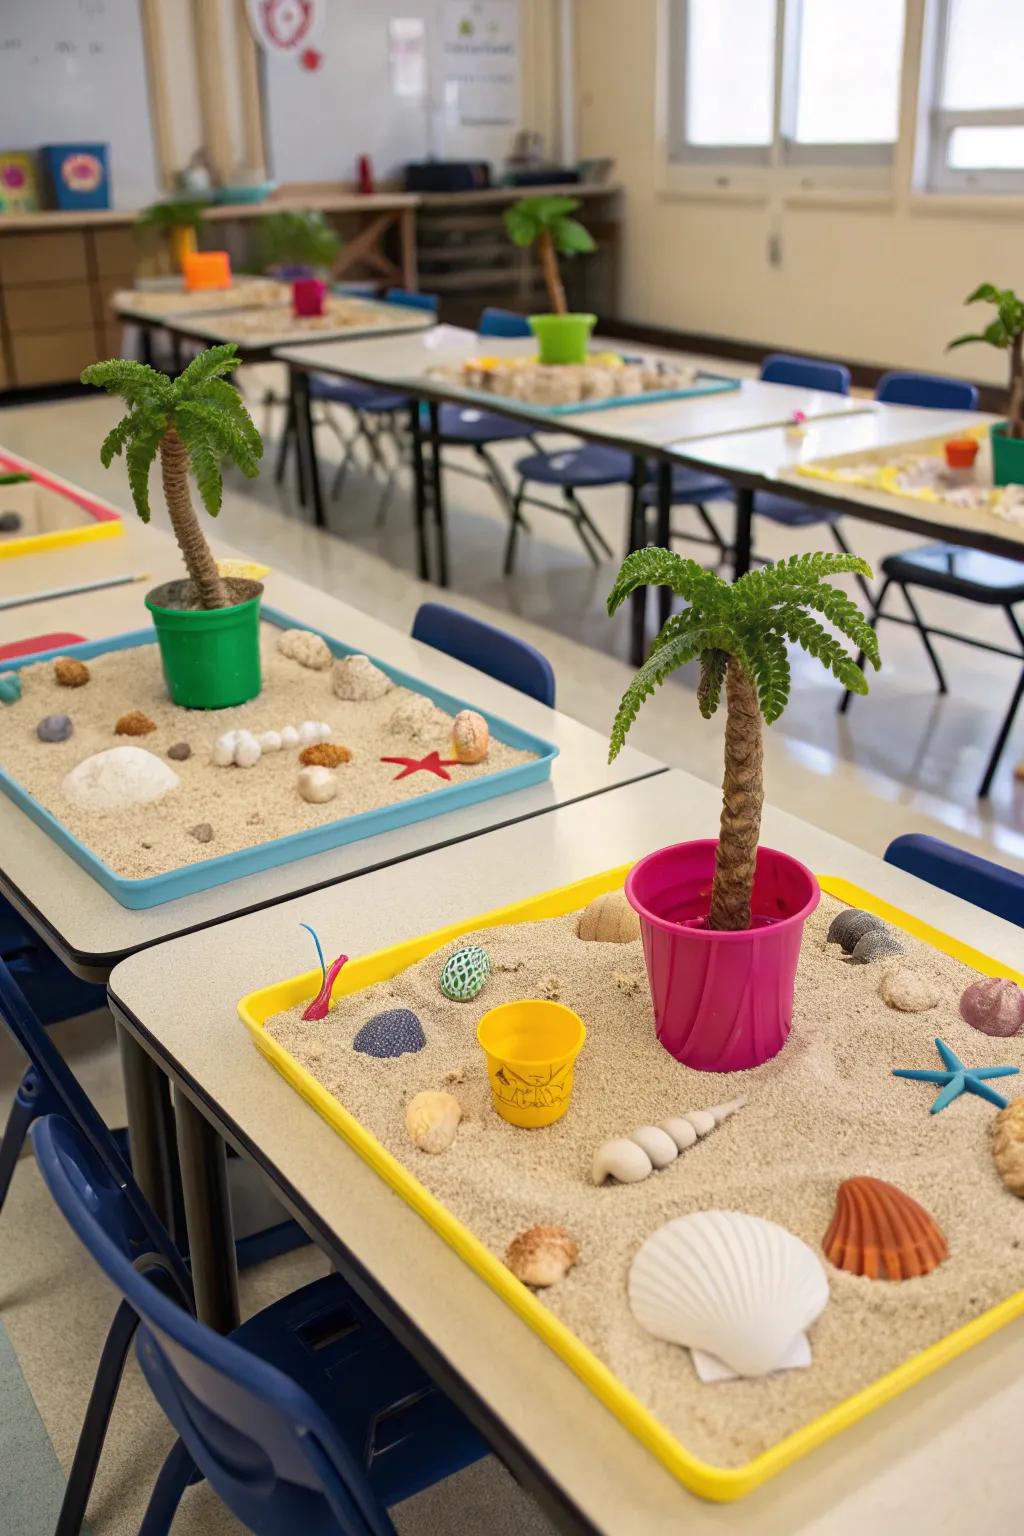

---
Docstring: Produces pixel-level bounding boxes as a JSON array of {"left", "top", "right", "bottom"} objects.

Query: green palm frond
[
  {"left": 123, "top": 425, "right": 162, "bottom": 523},
  {"left": 609, "top": 628, "right": 712, "bottom": 760},
  {"left": 174, "top": 343, "right": 242, "bottom": 392},
  {"left": 176, "top": 402, "right": 261, "bottom": 477},
  {"left": 607, "top": 548, "right": 723, "bottom": 616},
  {"left": 779, "top": 610, "right": 869, "bottom": 693},
  {"left": 194, "top": 377, "right": 264, "bottom": 457},
  {"left": 81, "top": 357, "right": 172, "bottom": 410},
  {"left": 99, "top": 412, "right": 142, "bottom": 467},
  {"left": 184, "top": 430, "right": 224, "bottom": 517},
  {"left": 697, "top": 648, "right": 728, "bottom": 719}
]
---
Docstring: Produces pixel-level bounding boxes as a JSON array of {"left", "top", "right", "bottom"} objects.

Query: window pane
[
  {"left": 684, "top": 0, "right": 775, "bottom": 146},
  {"left": 943, "top": 0, "right": 1024, "bottom": 110},
  {"left": 948, "top": 125, "right": 1024, "bottom": 169},
  {"left": 793, "top": 0, "right": 905, "bottom": 144}
]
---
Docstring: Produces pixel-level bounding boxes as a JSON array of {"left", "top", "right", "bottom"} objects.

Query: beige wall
[{"left": 574, "top": 0, "right": 1024, "bottom": 389}]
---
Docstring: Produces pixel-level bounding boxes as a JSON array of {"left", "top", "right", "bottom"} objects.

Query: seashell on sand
[
  {"left": 824, "top": 1176, "right": 948, "bottom": 1279},
  {"left": 879, "top": 967, "right": 940, "bottom": 1013},
  {"left": 506, "top": 1225, "right": 579, "bottom": 1288},
  {"left": 576, "top": 890, "right": 641, "bottom": 944},
  {"left": 592, "top": 1138, "right": 653, "bottom": 1185},
  {"left": 628, "top": 1210, "right": 829, "bottom": 1380},
  {"left": 115, "top": 710, "right": 157, "bottom": 736},
  {"left": 993, "top": 1097, "right": 1024, "bottom": 1196},
  {"left": 297, "top": 765, "right": 338, "bottom": 804},
  {"left": 353, "top": 1007, "right": 425, "bottom": 1059},
  {"left": 849, "top": 928, "right": 904, "bottom": 964},
  {"left": 54, "top": 656, "right": 89, "bottom": 687},
  {"left": 405, "top": 1090, "right": 461, "bottom": 1153},
  {"left": 278, "top": 627, "right": 332, "bottom": 670},
  {"left": 961, "top": 978, "right": 1024, "bottom": 1038},
  {"left": 631, "top": 1126, "right": 678, "bottom": 1168},
  {"left": 451, "top": 709, "right": 489, "bottom": 763},
  {"left": 592, "top": 1100, "right": 744, "bottom": 1185},
  {"left": 439, "top": 944, "right": 492, "bottom": 1002},
  {"left": 827, "top": 909, "right": 883, "bottom": 953},
  {"left": 332, "top": 654, "right": 393, "bottom": 701},
  {"left": 63, "top": 747, "right": 178, "bottom": 810}
]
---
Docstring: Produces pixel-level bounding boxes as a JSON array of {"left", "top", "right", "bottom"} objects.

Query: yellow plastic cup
[{"left": 476, "top": 1000, "right": 586, "bottom": 1128}]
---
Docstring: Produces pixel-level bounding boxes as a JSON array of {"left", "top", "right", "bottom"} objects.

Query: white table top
[
  {"left": 146, "top": 297, "right": 435, "bottom": 351},
  {"left": 0, "top": 526, "right": 664, "bottom": 976},
  {"left": 108, "top": 769, "right": 1024, "bottom": 1536}
]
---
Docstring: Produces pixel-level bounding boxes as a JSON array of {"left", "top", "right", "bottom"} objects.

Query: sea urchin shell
[
  {"left": 960, "top": 978, "right": 1024, "bottom": 1038},
  {"left": 823, "top": 1176, "right": 948, "bottom": 1280}
]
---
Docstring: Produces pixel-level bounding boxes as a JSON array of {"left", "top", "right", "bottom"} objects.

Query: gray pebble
[
  {"left": 0, "top": 510, "right": 23, "bottom": 533},
  {"left": 167, "top": 742, "right": 192, "bottom": 761},
  {"left": 353, "top": 1008, "right": 425, "bottom": 1058},
  {"left": 827, "top": 908, "right": 883, "bottom": 954},
  {"left": 850, "top": 928, "right": 905, "bottom": 965},
  {"left": 36, "top": 714, "right": 72, "bottom": 742},
  {"left": 189, "top": 822, "right": 213, "bottom": 843}
]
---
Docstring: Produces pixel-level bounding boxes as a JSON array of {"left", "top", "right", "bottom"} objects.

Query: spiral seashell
[
  {"left": 506, "top": 1225, "right": 579, "bottom": 1288},
  {"left": 576, "top": 890, "right": 640, "bottom": 944},
  {"left": 827, "top": 908, "right": 883, "bottom": 953},
  {"left": 451, "top": 709, "right": 489, "bottom": 763},
  {"left": 993, "top": 1097, "right": 1024, "bottom": 1196},
  {"left": 405, "top": 1090, "right": 461, "bottom": 1153},
  {"left": 960, "top": 978, "right": 1024, "bottom": 1038},
  {"left": 591, "top": 1099, "right": 745, "bottom": 1185},
  {"left": 823, "top": 1176, "right": 948, "bottom": 1280}
]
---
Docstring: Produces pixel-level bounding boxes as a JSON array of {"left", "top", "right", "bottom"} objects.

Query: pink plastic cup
[
  {"left": 292, "top": 277, "right": 327, "bottom": 317},
  {"left": 625, "top": 839, "right": 820, "bottom": 1073}
]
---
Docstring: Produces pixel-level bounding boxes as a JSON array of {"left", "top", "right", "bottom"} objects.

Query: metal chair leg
[
  {"left": 839, "top": 578, "right": 889, "bottom": 714},
  {"left": 564, "top": 489, "right": 611, "bottom": 565},
  {"left": 330, "top": 434, "right": 360, "bottom": 502},
  {"left": 899, "top": 583, "right": 949, "bottom": 694},
  {"left": 137, "top": 1438, "right": 198, "bottom": 1536},
  {"left": 503, "top": 481, "right": 529, "bottom": 576},
  {"left": 474, "top": 444, "right": 531, "bottom": 533},
  {"left": 274, "top": 397, "right": 296, "bottom": 485},
  {"left": 978, "top": 665, "right": 1024, "bottom": 798},
  {"left": 55, "top": 1300, "right": 138, "bottom": 1536},
  {"left": 0, "top": 1070, "right": 42, "bottom": 1215}
]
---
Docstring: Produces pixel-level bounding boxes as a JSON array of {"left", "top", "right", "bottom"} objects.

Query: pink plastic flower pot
[
  {"left": 625, "top": 839, "right": 820, "bottom": 1073},
  {"left": 292, "top": 277, "right": 327, "bottom": 317}
]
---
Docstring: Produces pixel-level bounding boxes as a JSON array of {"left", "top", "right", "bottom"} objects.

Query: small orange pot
[{"left": 944, "top": 437, "right": 979, "bottom": 470}]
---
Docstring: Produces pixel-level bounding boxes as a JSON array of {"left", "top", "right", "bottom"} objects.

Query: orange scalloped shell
[{"left": 823, "top": 1176, "right": 948, "bottom": 1280}]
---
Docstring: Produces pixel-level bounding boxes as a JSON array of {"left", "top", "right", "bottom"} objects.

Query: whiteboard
[
  {"left": 262, "top": 0, "right": 522, "bottom": 186},
  {"left": 0, "top": 0, "right": 159, "bottom": 209}
]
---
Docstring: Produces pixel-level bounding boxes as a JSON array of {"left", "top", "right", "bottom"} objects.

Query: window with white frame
[
  {"left": 669, "top": 0, "right": 907, "bottom": 176},
  {"left": 924, "top": 0, "right": 1024, "bottom": 191}
]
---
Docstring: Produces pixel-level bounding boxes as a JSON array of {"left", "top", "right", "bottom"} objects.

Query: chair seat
[
  {"left": 882, "top": 544, "right": 1024, "bottom": 603},
  {"left": 234, "top": 1272, "right": 486, "bottom": 1509},
  {"left": 515, "top": 443, "right": 633, "bottom": 487},
  {"left": 753, "top": 491, "right": 841, "bottom": 528},
  {"left": 436, "top": 403, "right": 531, "bottom": 443},
  {"left": 310, "top": 375, "right": 408, "bottom": 413},
  {"left": 640, "top": 464, "right": 733, "bottom": 504}
]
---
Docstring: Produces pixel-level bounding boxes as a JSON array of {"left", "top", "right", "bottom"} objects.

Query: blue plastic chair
[
  {"left": 875, "top": 372, "right": 979, "bottom": 411},
  {"left": 475, "top": 306, "right": 532, "bottom": 339},
  {"left": 760, "top": 352, "right": 851, "bottom": 395},
  {"left": 884, "top": 834, "right": 1024, "bottom": 928},
  {"left": 32, "top": 1113, "right": 487, "bottom": 1536},
  {"left": 412, "top": 601, "right": 556, "bottom": 706},
  {"left": 0, "top": 895, "right": 105, "bottom": 1024}
]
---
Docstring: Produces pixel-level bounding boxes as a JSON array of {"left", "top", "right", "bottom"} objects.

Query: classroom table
[{"left": 106, "top": 767, "right": 1024, "bottom": 1536}]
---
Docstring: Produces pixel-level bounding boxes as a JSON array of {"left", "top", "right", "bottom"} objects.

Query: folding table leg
[
  {"left": 117, "top": 1024, "right": 179, "bottom": 1237},
  {"left": 978, "top": 665, "right": 1024, "bottom": 798},
  {"left": 655, "top": 460, "right": 673, "bottom": 630},
  {"left": 292, "top": 370, "right": 325, "bottom": 528},
  {"left": 629, "top": 455, "right": 648, "bottom": 667},
  {"left": 409, "top": 400, "right": 431, "bottom": 581},
  {"left": 733, "top": 488, "right": 754, "bottom": 579},
  {"left": 427, "top": 401, "right": 450, "bottom": 588},
  {"left": 173, "top": 1088, "right": 240, "bottom": 1333}
]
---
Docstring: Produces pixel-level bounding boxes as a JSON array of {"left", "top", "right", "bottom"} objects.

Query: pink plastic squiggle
[{"left": 302, "top": 953, "right": 349, "bottom": 1020}]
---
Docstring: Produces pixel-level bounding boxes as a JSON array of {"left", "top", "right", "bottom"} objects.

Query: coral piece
[
  {"left": 993, "top": 1097, "right": 1024, "bottom": 1196},
  {"left": 628, "top": 1211, "right": 828, "bottom": 1381},
  {"left": 505, "top": 1226, "right": 579, "bottom": 1288},
  {"left": 37, "top": 714, "right": 73, "bottom": 742},
  {"left": 893, "top": 1036, "right": 1020, "bottom": 1114},
  {"left": 0, "top": 673, "right": 22, "bottom": 704},
  {"left": 577, "top": 891, "right": 641, "bottom": 944},
  {"left": 332, "top": 654, "right": 393, "bottom": 701},
  {"left": 62, "top": 748, "right": 178, "bottom": 810},
  {"left": 278, "top": 627, "right": 332, "bottom": 670},
  {"left": 405, "top": 1090, "right": 461, "bottom": 1153},
  {"left": 451, "top": 709, "right": 489, "bottom": 764},
  {"left": 115, "top": 710, "right": 157, "bottom": 736},
  {"left": 299, "top": 742, "right": 352, "bottom": 768},
  {"left": 824, "top": 1176, "right": 948, "bottom": 1280},
  {"left": 827, "top": 909, "right": 883, "bottom": 953},
  {"left": 189, "top": 822, "right": 213, "bottom": 843},
  {"left": 54, "top": 656, "right": 89, "bottom": 687},
  {"left": 380, "top": 750, "right": 459, "bottom": 781},
  {"left": 297, "top": 765, "right": 337, "bottom": 804},
  {"left": 353, "top": 1007, "right": 426, "bottom": 1058},
  {"left": 387, "top": 694, "right": 450, "bottom": 743},
  {"left": 879, "top": 968, "right": 940, "bottom": 1013},
  {"left": 850, "top": 928, "right": 905, "bottom": 964},
  {"left": 591, "top": 1101, "right": 745, "bottom": 1186},
  {"left": 439, "top": 944, "right": 492, "bottom": 1002},
  {"left": 167, "top": 741, "right": 192, "bottom": 761},
  {"left": 960, "top": 978, "right": 1024, "bottom": 1038}
]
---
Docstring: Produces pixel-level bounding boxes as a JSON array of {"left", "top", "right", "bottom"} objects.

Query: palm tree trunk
[
  {"left": 537, "top": 229, "right": 567, "bottom": 314},
  {"left": 1009, "top": 333, "right": 1024, "bottom": 439},
  {"left": 708, "top": 658, "right": 764, "bottom": 931},
  {"left": 159, "top": 428, "right": 230, "bottom": 609}
]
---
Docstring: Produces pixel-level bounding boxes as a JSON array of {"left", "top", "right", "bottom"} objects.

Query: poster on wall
[
  {"left": 388, "top": 17, "right": 427, "bottom": 100},
  {"left": 441, "top": 0, "right": 519, "bottom": 125},
  {"left": 246, "top": 0, "right": 325, "bottom": 70}
]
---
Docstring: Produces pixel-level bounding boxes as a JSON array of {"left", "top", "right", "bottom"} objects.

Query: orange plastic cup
[
  {"left": 183, "top": 250, "right": 232, "bottom": 291},
  {"left": 945, "top": 437, "right": 979, "bottom": 470}
]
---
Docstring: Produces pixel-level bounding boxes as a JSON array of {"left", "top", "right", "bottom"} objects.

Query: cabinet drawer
[
  {"left": 91, "top": 225, "right": 139, "bottom": 274},
  {"left": 10, "top": 326, "right": 101, "bottom": 387},
  {"left": 0, "top": 230, "right": 89, "bottom": 285},
  {"left": 5, "top": 281, "right": 95, "bottom": 333}
]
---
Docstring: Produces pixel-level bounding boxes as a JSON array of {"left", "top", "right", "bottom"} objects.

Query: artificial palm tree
[
  {"left": 503, "top": 195, "right": 596, "bottom": 314},
  {"left": 948, "top": 282, "right": 1024, "bottom": 438},
  {"left": 81, "top": 344, "right": 262, "bottom": 609},
  {"left": 608, "top": 550, "right": 880, "bottom": 930}
]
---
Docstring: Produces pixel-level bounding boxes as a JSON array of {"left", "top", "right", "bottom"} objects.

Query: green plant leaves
[
  {"left": 697, "top": 648, "right": 727, "bottom": 719},
  {"left": 608, "top": 629, "right": 710, "bottom": 761},
  {"left": 949, "top": 283, "right": 1024, "bottom": 353},
  {"left": 552, "top": 217, "right": 596, "bottom": 255},
  {"left": 174, "top": 342, "right": 242, "bottom": 391},
  {"left": 123, "top": 425, "right": 162, "bottom": 523},
  {"left": 503, "top": 195, "right": 593, "bottom": 257},
  {"left": 256, "top": 210, "right": 341, "bottom": 270}
]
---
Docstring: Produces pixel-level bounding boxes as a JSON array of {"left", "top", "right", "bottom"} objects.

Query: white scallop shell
[{"left": 628, "top": 1211, "right": 829, "bottom": 1380}]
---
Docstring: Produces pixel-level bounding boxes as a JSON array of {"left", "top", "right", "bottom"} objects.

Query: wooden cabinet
[
  {"left": 0, "top": 230, "right": 88, "bottom": 285},
  {"left": 10, "top": 330, "right": 101, "bottom": 388}
]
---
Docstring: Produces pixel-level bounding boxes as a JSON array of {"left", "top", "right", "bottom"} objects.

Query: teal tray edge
[{"left": 411, "top": 370, "right": 741, "bottom": 418}]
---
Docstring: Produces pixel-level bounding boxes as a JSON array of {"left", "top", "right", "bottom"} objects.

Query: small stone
[
  {"left": 189, "top": 822, "right": 214, "bottom": 843},
  {"left": 299, "top": 742, "right": 352, "bottom": 768},
  {"left": 278, "top": 627, "right": 332, "bottom": 670},
  {"left": 405, "top": 1090, "right": 462, "bottom": 1153},
  {"left": 539, "top": 974, "right": 562, "bottom": 1000},
  {"left": 167, "top": 741, "right": 192, "bottom": 761},
  {"left": 439, "top": 944, "right": 492, "bottom": 1002},
  {"left": 505, "top": 1226, "right": 578, "bottom": 1288},
  {"left": 115, "top": 710, "right": 157, "bottom": 737},
  {"left": 354, "top": 1007, "right": 426, "bottom": 1058},
  {"left": 827, "top": 908, "right": 884, "bottom": 953},
  {"left": 233, "top": 733, "right": 261, "bottom": 768},
  {"left": 577, "top": 890, "right": 641, "bottom": 943},
  {"left": 297, "top": 719, "right": 327, "bottom": 746},
  {"left": 37, "top": 714, "right": 72, "bottom": 742},
  {"left": 960, "top": 977, "right": 1024, "bottom": 1038},
  {"left": 0, "top": 510, "right": 23, "bottom": 533},
  {"left": 297, "top": 765, "right": 338, "bottom": 803},
  {"left": 140, "top": 840, "right": 153, "bottom": 850},
  {"left": 0, "top": 673, "right": 23, "bottom": 704},
  {"left": 54, "top": 656, "right": 89, "bottom": 688},
  {"left": 879, "top": 967, "right": 940, "bottom": 1012},
  {"left": 247, "top": 811, "right": 262, "bottom": 825},
  {"left": 850, "top": 928, "right": 905, "bottom": 964},
  {"left": 280, "top": 725, "right": 299, "bottom": 749},
  {"left": 993, "top": 1097, "right": 1024, "bottom": 1196},
  {"left": 258, "top": 731, "right": 282, "bottom": 753},
  {"left": 444, "top": 1066, "right": 467, "bottom": 1086},
  {"left": 332, "top": 654, "right": 393, "bottom": 701},
  {"left": 451, "top": 709, "right": 489, "bottom": 764}
]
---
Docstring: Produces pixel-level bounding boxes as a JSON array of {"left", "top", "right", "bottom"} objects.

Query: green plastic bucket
[
  {"left": 990, "top": 421, "right": 1024, "bottom": 487},
  {"left": 145, "top": 581, "right": 263, "bottom": 708},
  {"left": 528, "top": 312, "right": 597, "bottom": 366}
]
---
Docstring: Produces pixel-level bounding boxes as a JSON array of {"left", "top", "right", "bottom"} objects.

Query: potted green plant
[
  {"left": 136, "top": 197, "right": 208, "bottom": 273},
  {"left": 607, "top": 548, "right": 879, "bottom": 1072},
  {"left": 948, "top": 283, "right": 1024, "bottom": 486},
  {"left": 503, "top": 195, "right": 597, "bottom": 365},
  {"left": 256, "top": 209, "right": 342, "bottom": 279},
  {"left": 81, "top": 344, "right": 264, "bottom": 709}
]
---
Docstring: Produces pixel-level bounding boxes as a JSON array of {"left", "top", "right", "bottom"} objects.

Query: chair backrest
[
  {"left": 884, "top": 834, "right": 1024, "bottom": 929},
  {"left": 32, "top": 1115, "right": 395, "bottom": 1536},
  {"left": 411, "top": 602, "right": 556, "bottom": 707},
  {"left": 875, "top": 371, "right": 979, "bottom": 411},
  {"left": 0, "top": 956, "right": 190, "bottom": 1298},
  {"left": 760, "top": 352, "right": 851, "bottom": 396},
  {"left": 383, "top": 288, "right": 439, "bottom": 314},
  {"left": 478, "top": 307, "right": 532, "bottom": 339}
]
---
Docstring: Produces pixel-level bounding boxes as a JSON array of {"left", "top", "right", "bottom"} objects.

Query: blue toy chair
[
  {"left": 412, "top": 601, "right": 556, "bottom": 706},
  {"left": 884, "top": 834, "right": 1024, "bottom": 928},
  {"left": 32, "top": 1113, "right": 487, "bottom": 1536}
]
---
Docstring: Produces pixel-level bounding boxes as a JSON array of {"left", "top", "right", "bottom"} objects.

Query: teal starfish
[{"left": 893, "top": 1037, "right": 1019, "bottom": 1114}]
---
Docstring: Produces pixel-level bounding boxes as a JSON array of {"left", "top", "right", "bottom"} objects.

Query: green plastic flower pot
[
  {"left": 990, "top": 421, "right": 1024, "bottom": 487},
  {"left": 528, "top": 312, "right": 597, "bottom": 366},
  {"left": 145, "top": 579, "right": 263, "bottom": 708}
]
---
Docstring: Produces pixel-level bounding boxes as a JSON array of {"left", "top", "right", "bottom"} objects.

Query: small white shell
[
  {"left": 297, "top": 765, "right": 338, "bottom": 804},
  {"left": 280, "top": 725, "right": 299, "bottom": 749},
  {"left": 258, "top": 731, "right": 282, "bottom": 753},
  {"left": 631, "top": 1126, "right": 678, "bottom": 1169},
  {"left": 591, "top": 1138, "right": 652, "bottom": 1186},
  {"left": 660, "top": 1118, "right": 698, "bottom": 1152},
  {"left": 297, "top": 720, "right": 322, "bottom": 746},
  {"left": 593, "top": 1100, "right": 745, "bottom": 1186},
  {"left": 233, "top": 733, "right": 261, "bottom": 768},
  {"left": 317, "top": 721, "right": 331, "bottom": 739},
  {"left": 628, "top": 1210, "right": 829, "bottom": 1379},
  {"left": 211, "top": 735, "right": 236, "bottom": 766}
]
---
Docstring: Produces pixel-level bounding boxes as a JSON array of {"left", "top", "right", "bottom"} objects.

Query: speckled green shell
[
  {"left": 439, "top": 944, "right": 492, "bottom": 1002},
  {"left": 0, "top": 672, "right": 22, "bottom": 704}
]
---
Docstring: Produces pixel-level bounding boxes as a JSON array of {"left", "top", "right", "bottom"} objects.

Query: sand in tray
[
  {"left": 266, "top": 894, "right": 1024, "bottom": 1469},
  {"left": 0, "top": 625, "right": 536, "bottom": 879}
]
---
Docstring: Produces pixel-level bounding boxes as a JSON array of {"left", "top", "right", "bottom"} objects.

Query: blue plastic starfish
[{"left": 893, "top": 1037, "right": 1019, "bottom": 1114}]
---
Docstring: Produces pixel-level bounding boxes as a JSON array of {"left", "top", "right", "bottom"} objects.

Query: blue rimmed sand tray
[
  {"left": 0, "top": 605, "right": 557, "bottom": 910},
  {"left": 418, "top": 369, "right": 741, "bottom": 418}
]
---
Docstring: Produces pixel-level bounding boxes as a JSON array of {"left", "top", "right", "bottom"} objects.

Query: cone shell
[
  {"left": 823, "top": 1176, "right": 948, "bottom": 1280},
  {"left": 576, "top": 890, "right": 640, "bottom": 944}
]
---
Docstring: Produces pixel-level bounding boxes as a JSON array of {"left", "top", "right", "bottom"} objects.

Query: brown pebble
[
  {"left": 54, "top": 656, "right": 89, "bottom": 688},
  {"left": 115, "top": 710, "right": 156, "bottom": 736},
  {"left": 299, "top": 742, "right": 352, "bottom": 768},
  {"left": 167, "top": 742, "right": 192, "bottom": 761},
  {"left": 189, "top": 823, "right": 213, "bottom": 843}
]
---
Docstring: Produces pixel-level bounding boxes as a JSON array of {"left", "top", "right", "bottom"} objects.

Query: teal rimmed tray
[{"left": 415, "top": 369, "right": 741, "bottom": 418}]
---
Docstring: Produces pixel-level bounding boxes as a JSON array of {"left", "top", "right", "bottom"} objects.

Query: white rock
[
  {"left": 317, "top": 721, "right": 331, "bottom": 739},
  {"left": 297, "top": 765, "right": 338, "bottom": 804},
  {"left": 278, "top": 627, "right": 332, "bottom": 671},
  {"left": 63, "top": 747, "right": 179, "bottom": 811},
  {"left": 280, "top": 725, "right": 299, "bottom": 749},
  {"left": 258, "top": 731, "right": 282, "bottom": 752},
  {"left": 297, "top": 720, "right": 322, "bottom": 746},
  {"left": 332, "top": 654, "right": 393, "bottom": 702},
  {"left": 212, "top": 733, "right": 237, "bottom": 767},
  {"left": 234, "top": 736, "right": 262, "bottom": 768}
]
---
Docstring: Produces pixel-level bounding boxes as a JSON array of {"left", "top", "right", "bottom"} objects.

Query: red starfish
[{"left": 380, "top": 750, "right": 461, "bottom": 782}]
